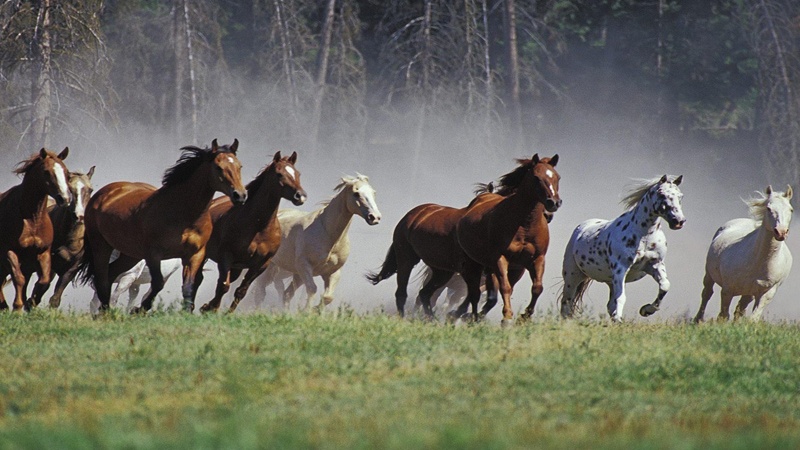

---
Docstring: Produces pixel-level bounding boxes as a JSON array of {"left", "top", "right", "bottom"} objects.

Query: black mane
[
  {"left": 492, "top": 158, "right": 535, "bottom": 196},
  {"left": 245, "top": 161, "right": 276, "bottom": 194},
  {"left": 162, "top": 144, "right": 235, "bottom": 187}
]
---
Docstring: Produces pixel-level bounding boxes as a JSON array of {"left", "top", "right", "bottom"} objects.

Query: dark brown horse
[
  {"left": 0, "top": 148, "right": 72, "bottom": 310},
  {"left": 79, "top": 139, "right": 247, "bottom": 313},
  {"left": 29, "top": 167, "right": 94, "bottom": 309},
  {"left": 366, "top": 182, "right": 499, "bottom": 318},
  {"left": 197, "top": 151, "right": 307, "bottom": 313},
  {"left": 454, "top": 154, "right": 561, "bottom": 325}
]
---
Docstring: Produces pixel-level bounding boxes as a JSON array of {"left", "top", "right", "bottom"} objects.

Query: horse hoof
[
  {"left": 639, "top": 304, "right": 659, "bottom": 317},
  {"left": 130, "top": 306, "right": 145, "bottom": 315},
  {"left": 501, "top": 319, "right": 514, "bottom": 329},
  {"left": 199, "top": 304, "right": 214, "bottom": 314}
]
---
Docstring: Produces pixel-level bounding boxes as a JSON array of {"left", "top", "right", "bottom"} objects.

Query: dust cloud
[{"left": 2, "top": 100, "right": 799, "bottom": 323}]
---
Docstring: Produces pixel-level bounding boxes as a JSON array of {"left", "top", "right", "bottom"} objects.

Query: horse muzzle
[
  {"left": 668, "top": 218, "right": 686, "bottom": 230},
  {"left": 774, "top": 228, "right": 789, "bottom": 241},
  {"left": 365, "top": 212, "right": 381, "bottom": 226},
  {"left": 291, "top": 190, "right": 307, "bottom": 206},
  {"left": 545, "top": 198, "right": 562, "bottom": 213},
  {"left": 230, "top": 189, "right": 248, "bottom": 205}
]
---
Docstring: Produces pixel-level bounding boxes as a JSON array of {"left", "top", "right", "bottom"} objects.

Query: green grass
[{"left": 0, "top": 309, "right": 798, "bottom": 449}]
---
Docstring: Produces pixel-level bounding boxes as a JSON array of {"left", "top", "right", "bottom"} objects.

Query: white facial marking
[
  {"left": 227, "top": 156, "right": 235, "bottom": 164},
  {"left": 546, "top": 169, "right": 554, "bottom": 178},
  {"left": 74, "top": 180, "right": 86, "bottom": 216},
  {"left": 54, "top": 163, "right": 69, "bottom": 198},
  {"left": 285, "top": 166, "right": 296, "bottom": 180}
]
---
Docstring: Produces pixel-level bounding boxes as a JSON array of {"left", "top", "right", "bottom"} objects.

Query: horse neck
[
  {"left": 753, "top": 219, "right": 787, "bottom": 259},
  {"left": 625, "top": 198, "right": 662, "bottom": 237},
  {"left": 499, "top": 183, "right": 545, "bottom": 226},
  {"left": 19, "top": 170, "right": 51, "bottom": 218},
  {"left": 50, "top": 205, "right": 84, "bottom": 246},
  {"left": 158, "top": 166, "right": 217, "bottom": 220},
  {"left": 242, "top": 174, "right": 282, "bottom": 226},
  {"left": 316, "top": 189, "right": 355, "bottom": 242}
]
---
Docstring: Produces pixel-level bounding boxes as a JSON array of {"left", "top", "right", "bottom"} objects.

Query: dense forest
[{"left": 1, "top": 0, "right": 799, "bottom": 185}]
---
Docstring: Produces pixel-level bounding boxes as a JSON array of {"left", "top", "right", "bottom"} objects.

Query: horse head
[
  {"left": 210, "top": 138, "right": 247, "bottom": 205},
  {"left": 531, "top": 153, "right": 562, "bottom": 213},
  {"left": 271, "top": 151, "right": 307, "bottom": 206},
  {"left": 23, "top": 147, "right": 72, "bottom": 206},
  {"left": 68, "top": 166, "right": 94, "bottom": 223},
  {"left": 342, "top": 174, "right": 381, "bottom": 225},
  {"left": 654, "top": 174, "right": 686, "bottom": 230},
  {"left": 764, "top": 185, "right": 793, "bottom": 241}
]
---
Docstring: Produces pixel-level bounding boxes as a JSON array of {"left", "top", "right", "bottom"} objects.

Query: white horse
[
  {"left": 561, "top": 175, "right": 686, "bottom": 321},
  {"left": 90, "top": 254, "right": 182, "bottom": 314},
  {"left": 694, "top": 186, "right": 793, "bottom": 322},
  {"left": 251, "top": 174, "right": 381, "bottom": 309}
]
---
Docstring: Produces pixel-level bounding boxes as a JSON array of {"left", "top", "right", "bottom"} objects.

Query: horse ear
[
  {"left": 673, "top": 175, "right": 683, "bottom": 186},
  {"left": 39, "top": 148, "right": 48, "bottom": 158},
  {"left": 786, "top": 185, "right": 793, "bottom": 200},
  {"left": 766, "top": 185, "right": 773, "bottom": 195},
  {"left": 230, "top": 139, "right": 239, "bottom": 154},
  {"left": 659, "top": 174, "right": 668, "bottom": 184},
  {"left": 549, "top": 154, "right": 559, "bottom": 167},
  {"left": 58, "top": 147, "right": 69, "bottom": 160},
  {"left": 273, "top": 151, "right": 282, "bottom": 162},
  {"left": 211, "top": 139, "right": 219, "bottom": 152},
  {"left": 532, "top": 153, "right": 540, "bottom": 164},
  {"left": 87, "top": 165, "right": 95, "bottom": 179},
  {"left": 289, "top": 151, "right": 298, "bottom": 164}
]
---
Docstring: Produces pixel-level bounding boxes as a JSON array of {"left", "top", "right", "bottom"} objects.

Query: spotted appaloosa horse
[
  {"left": 560, "top": 175, "right": 685, "bottom": 322},
  {"left": 694, "top": 186, "right": 793, "bottom": 322}
]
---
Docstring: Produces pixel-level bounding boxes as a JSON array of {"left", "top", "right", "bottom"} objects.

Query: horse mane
[
  {"left": 492, "top": 159, "right": 535, "bottom": 196},
  {"left": 162, "top": 144, "right": 235, "bottom": 187},
  {"left": 473, "top": 181, "right": 495, "bottom": 196},
  {"left": 743, "top": 191, "right": 770, "bottom": 224},
  {"left": 13, "top": 152, "right": 49, "bottom": 176},
  {"left": 319, "top": 173, "right": 369, "bottom": 207},
  {"left": 245, "top": 161, "right": 277, "bottom": 194},
  {"left": 620, "top": 176, "right": 678, "bottom": 210}
]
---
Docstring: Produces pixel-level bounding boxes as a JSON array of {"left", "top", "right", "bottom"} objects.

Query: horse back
[{"left": 396, "top": 203, "right": 466, "bottom": 272}]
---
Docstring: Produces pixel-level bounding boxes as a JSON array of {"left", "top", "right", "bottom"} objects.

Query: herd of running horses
[{"left": 0, "top": 140, "right": 793, "bottom": 324}]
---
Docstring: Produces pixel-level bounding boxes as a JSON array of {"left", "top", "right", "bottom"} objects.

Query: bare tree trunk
[
  {"left": 481, "top": 0, "right": 493, "bottom": 144},
  {"left": 173, "top": 1, "right": 185, "bottom": 138},
  {"left": 310, "top": 0, "right": 336, "bottom": 154},
  {"left": 411, "top": 0, "right": 433, "bottom": 197},
  {"left": 183, "top": 0, "right": 198, "bottom": 144},
  {"left": 30, "top": 0, "right": 52, "bottom": 150},
  {"left": 503, "top": 0, "right": 522, "bottom": 149},
  {"left": 274, "top": 0, "right": 298, "bottom": 136}
]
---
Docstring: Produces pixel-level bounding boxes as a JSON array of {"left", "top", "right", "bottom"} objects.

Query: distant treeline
[{"left": 1, "top": 0, "right": 798, "bottom": 181}]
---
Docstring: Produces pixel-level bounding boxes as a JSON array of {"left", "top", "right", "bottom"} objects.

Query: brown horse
[
  {"left": 197, "top": 151, "right": 307, "bottom": 313},
  {"left": 29, "top": 167, "right": 95, "bottom": 309},
  {"left": 454, "top": 154, "right": 561, "bottom": 325},
  {"left": 366, "top": 181, "right": 501, "bottom": 318},
  {"left": 79, "top": 139, "right": 246, "bottom": 313},
  {"left": 0, "top": 148, "right": 72, "bottom": 311}
]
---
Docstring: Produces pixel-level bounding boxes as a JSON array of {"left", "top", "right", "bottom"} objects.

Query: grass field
[{"left": 0, "top": 309, "right": 798, "bottom": 449}]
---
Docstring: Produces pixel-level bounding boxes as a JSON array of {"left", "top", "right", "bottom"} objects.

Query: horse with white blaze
[
  {"left": 560, "top": 175, "right": 686, "bottom": 321},
  {"left": 694, "top": 185, "right": 793, "bottom": 322}
]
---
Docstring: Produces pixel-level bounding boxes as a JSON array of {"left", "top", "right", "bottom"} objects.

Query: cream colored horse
[
  {"left": 694, "top": 185, "right": 793, "bottom": 322},
  {"left": 251, "top": 174, "right": 381, "bottom": 309}
]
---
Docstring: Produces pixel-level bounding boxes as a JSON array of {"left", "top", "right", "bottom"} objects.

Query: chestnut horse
[
  {"left": 0, "top": 148, "right": 72, "bottom": 310},
  {"left": 79, "top": 139, "right": 246, "bottom": 313},
  {"left": 197, "top": 151, "right": 307, "bottom": 313},
  {"left": 454, "top": 155, "right": 561, "bottom": 325},
  {"left": 28, "top": 167, "right": 95, "bottom": 309}
]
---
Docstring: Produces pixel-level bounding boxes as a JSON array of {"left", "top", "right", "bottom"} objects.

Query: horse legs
[
  {"left": 295, "top": 264, "right": 318, "bottom": 310},
  {"left": 561, "top": 246, "right": 588, "bottom": 319},
  {"left": 749, "top": 286, "right": 778, "bottom": 321},
  {"left": 28, "top": 249, "right": 53, "bottom": 309},
  {"left": 6, "top": 251, "right": 26, "bottom": 311},
  {"left": 230, "top": 266, "right": 268, "bottom": 313},
  {"left": 132, "top": 258, "right": 165, "bottom": 313},
  {"left": 490, "top": 256, "right": 515, "bottom": 326},
  {"left": 318, "top": 269, "right": 342, "bottom": 308},
  {"left": 48, "top": 261, "right": 80, "bottom": 309},
  {"left": 251, "top": 266, "right": 273, "bottom": 309},
  {"left": 86, "top": 236, "right": 115, "bottom": 312},
  {"left": 640, "top": 261, "right": 670, "bottom": 317},
  {"left": 112, "top": 269, "right": 141, "bottom": 311},
  {"left": 716, "top": 290, "right": 734, "bottom": 321},
  {"left": 458, "top": 259, "right": 484, "bottom": 322},
  {"left": 416, "top": 268, "right": 453, "bottom": 318},
  {"left": 734, "top": 295, "right": 755, "bottom": 320},
  {"left": 179, "top": 251, "right": 206, "bottom": 313},
  {"left": 284, "top": 273, "right": 303, "bottom": 309},
  {"left": 693, "top": 273, "right": 715, "bottom": 323},
  {"left": 0, "top": 267, "right": 9, "bottom": 310},
  {"left": 200, "top": 256, "right": 232, "bottom": 313},
  {"left": 519, "top": 258, "right": 543, "bottom": 321},
  {"left": 606, "top": 273, "right": 628, "bottom": 322}
]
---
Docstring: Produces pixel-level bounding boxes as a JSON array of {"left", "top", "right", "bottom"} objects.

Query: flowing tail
[
  {"left": 365, "top": 243, "right": 398, "bottom": 285},
  {"left": 76, "top": 236, "right": 96, "bottom": 289},
  {"left": 558, "top": 278, "right": 592, "bottom": 317}
]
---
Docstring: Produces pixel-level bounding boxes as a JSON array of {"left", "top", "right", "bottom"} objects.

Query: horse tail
[
  {"left": 557, "top": 278, "right": 592, "bottom": 317},
  {"left": 76, "top": 236, "right": 95, "bottom": 288},
  {"left": 365, "top": 243, "right": 398, "bottom": 285}
]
